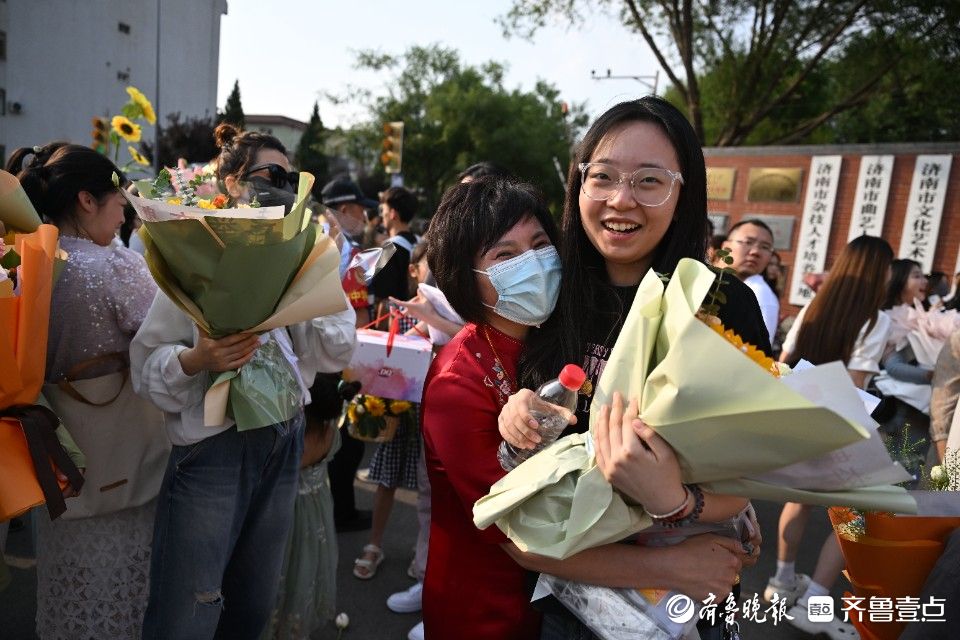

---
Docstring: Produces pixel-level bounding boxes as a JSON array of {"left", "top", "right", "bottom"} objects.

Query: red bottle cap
[{"left": 558, "top": 364, "right": 587, "bottom": 390}]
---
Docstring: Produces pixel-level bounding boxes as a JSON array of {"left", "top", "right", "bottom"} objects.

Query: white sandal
[{"left": 353, "top": 544, "right": 385, "bottom": 579}]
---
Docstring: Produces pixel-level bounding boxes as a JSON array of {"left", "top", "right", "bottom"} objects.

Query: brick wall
[{"left": 704, "top": 143, "right": 960, "bottom": 311}]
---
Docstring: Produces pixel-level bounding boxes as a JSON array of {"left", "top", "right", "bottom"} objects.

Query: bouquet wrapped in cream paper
[
  {"left": 125, "top": 169, "right": 346, "bottom": 430},
  {"left": 474, "top": 258, "right": 924, "bottom": 561}
]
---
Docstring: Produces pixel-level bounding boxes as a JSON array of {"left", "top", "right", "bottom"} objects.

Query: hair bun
[{"left": 214, "top": 123, "right": 241, "bottom": 149}]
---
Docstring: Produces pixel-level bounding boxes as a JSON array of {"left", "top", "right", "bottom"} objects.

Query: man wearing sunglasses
[{"left": 723, "top": 218, "right": 779, "bottom": 346}]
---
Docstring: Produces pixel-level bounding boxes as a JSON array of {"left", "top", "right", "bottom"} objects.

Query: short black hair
[
  {"left": 427, "top": 177, "right": 558, "bottom": 324},
  {"left": 709, "top": 234, "right": 727, "bottom": 251},
  {"left": 728, "top": 218, "right": 774, "bottom": 242},
  {"left": 380, "top": 186, "right": 418, "bottom": 222},
  {"left": 456, "top": 161, "right": 510, "bottom": 183}
]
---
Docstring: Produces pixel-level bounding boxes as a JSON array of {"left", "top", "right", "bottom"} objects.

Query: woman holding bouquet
[
  {"left": 496, "top": 97, "right": 763, "bottom": 639},
  {"left": 131, "top": 124, "right": 358, "bottom": 640},
  {"left": 12, "top": 143, "right": 161, "bottom": 639},
  {"left": 768, "top": 235, "right": 894, "bottom": 639},
  {"left": 421, "top": 176, "right": 749, "bottom": 640}
]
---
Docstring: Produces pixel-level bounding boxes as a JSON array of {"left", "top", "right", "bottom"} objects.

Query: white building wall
[{"left": 0, "top": 0, "right": 226, "bottom": 162}]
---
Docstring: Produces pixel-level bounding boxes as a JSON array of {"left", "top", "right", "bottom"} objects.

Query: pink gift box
[{"left": 343, "top": 330, "right": 433, "bottom": 402}]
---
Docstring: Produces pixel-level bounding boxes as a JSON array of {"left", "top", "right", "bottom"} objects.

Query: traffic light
[
  {"left": 381, "top": 121, "right": 404, "bottom": 174},
  {"left": 91, "top": 117, "right": 109, "bottom": 154}
]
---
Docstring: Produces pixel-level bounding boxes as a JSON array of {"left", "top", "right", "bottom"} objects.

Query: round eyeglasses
[{"left": 578, "top": 162, "right": 684, "bottom": 207}]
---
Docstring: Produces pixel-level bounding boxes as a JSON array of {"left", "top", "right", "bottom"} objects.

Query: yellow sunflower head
[
  {"left": 128, "top": 146, "right": 150, "bottom": 166},
  {"left": 389, "top": 400, "right": 412, "bottom": 415},
  {"left": 364, "top": 395, "right": 386, "bottom": 417},
  {"left": 347, "top": 403, "right": 359, "bottom": 424},
  {"left": 112, "top": 115, "right": 142, "bottom": 142},
  {"left": 126, "top": 86, "right": 157, "bottom": 125},
  {"left": 706, "top": 320, "right": 780, "bottom": 377}
]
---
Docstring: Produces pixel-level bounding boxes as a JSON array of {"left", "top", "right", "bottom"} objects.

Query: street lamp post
[{"left": 590, "top": 68, "right": 660, "bottom": 95}]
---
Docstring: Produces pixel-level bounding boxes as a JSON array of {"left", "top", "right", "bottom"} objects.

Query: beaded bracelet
[
  {"left": 647, "top": 485, "right": 691, "bottom": 520},
  {"left": 660, "top": 484, "right": 704, "bottom": 529}
]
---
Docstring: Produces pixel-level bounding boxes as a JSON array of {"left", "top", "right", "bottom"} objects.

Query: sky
[{"left": 216, "top": 0, "right": 663, "bottom": 129}]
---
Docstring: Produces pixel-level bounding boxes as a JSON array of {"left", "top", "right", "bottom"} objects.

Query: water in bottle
[{"left": 498, "top": 364, "right": 587, "bottom": 471}]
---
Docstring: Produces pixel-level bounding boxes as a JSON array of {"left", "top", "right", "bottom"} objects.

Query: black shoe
[{"left": 335, "top": 509, "right": 373, "bottom": 533}]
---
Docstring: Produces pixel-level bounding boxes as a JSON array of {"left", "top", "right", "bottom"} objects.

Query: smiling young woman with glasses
[{"left": 496, "top": 97, "right": 769, "bottom": 640}]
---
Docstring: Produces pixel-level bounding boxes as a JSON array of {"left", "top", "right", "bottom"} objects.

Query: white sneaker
[
  {"left": 787, "top": 599, "right": 857, "bottom": 640},
  {"left": 407, "top": 621, "right": 424, "bottom": 640},
  {"left": 387, "top": 582, "right": 423, "bottom": 613},
  {"left": 763, "top": 572, "right": 811, "bottom": 607}
]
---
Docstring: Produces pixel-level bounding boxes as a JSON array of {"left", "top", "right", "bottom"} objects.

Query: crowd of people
[{"left": 2, "top": 95, "right": 959, "bottom": 640}]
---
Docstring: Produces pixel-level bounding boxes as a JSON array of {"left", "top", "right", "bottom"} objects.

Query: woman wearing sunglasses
[{"left": 218, "top": 124, "right": 300, "bottom": 210}]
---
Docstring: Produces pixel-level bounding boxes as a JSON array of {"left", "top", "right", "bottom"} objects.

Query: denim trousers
[{"left": 142, "top": 413, "right": 304, "bottom": 640}]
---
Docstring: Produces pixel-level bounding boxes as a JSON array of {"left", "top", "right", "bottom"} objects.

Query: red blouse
[{"left": 421, "top": 323, "right": 542, "bottom": 639}]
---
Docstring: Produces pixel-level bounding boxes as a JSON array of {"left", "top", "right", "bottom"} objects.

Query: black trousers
[{"left": 328, "top": 423, "right": 365, "bottom": 520}]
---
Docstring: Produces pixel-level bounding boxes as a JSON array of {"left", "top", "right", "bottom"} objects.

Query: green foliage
[
  {"left": 221, "top": 80, "right": 245, "bottom": 129},
  {"left": 145, "top": 113, "right": 219, "bottom": 168},
  {"left": 503, "top": 0, "right": 959, "bottom": 145},
  {"left": 295, "top": 102, "right": 329, "bottom": 194},
  {"left": 335, "top": 44, "right": 587, "bottom": 213}
]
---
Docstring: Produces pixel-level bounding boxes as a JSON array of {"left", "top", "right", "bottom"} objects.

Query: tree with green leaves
[
  {"left": 500, "top": 0, "right": 958, "bottom": 145},
  {"left": 331, "top": 45, "right": 587, "bottom": 213},
  {"left": 295, "top": 102, "right": 329, "bottom": 192},
  {"left": 220, "top": 80, "right": 245, "bottom": 129}
]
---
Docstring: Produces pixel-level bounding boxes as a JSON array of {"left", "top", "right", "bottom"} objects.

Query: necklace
[{"left": 481, "top": 325, "right": 516, "bottom": 397}]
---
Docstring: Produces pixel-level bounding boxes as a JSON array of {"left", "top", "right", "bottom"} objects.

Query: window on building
[
  {"left": 0, "top": 89, "right": 6, "bottom": 116},
  {"left": 118, "top": 22, "right": 131, "bottom": 34},
  {"left": 0, "top": 31, "right": 6, "bottom": 60}
]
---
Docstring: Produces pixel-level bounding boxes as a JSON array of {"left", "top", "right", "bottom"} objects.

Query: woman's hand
[
  {"left": 593, "top": 392, "right": 685, "bottom": 512},
  {"left": 389, "top": 294, "right": 441, "bottom": 325},
  {"left": 497, "top": 388, "right": 578, "bottom": 450},
  {"left": 740, "top": 505, "right": 763, "bottom": 568},
  {"left": 58, "top": 467, "right": 84, "bottom": 499},
  {"left": 178, "top": 327, "right": 260, "bottom": 375},
  {"left": 664, "top": 534, "right": 746, "bottom": 602}
]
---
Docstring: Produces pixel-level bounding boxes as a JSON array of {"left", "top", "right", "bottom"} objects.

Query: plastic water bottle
[{"left": 498, "top": 364, "right": 587, "bottom": 471}]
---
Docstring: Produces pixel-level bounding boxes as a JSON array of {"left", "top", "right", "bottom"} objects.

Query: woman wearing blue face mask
[{"left": 420, "top": 177, "right": 717, "bottom": 640}]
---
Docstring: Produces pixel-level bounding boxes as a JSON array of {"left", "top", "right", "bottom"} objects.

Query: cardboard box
[{"left": 343, "top": 330, "right": 433, "bottom": 402}]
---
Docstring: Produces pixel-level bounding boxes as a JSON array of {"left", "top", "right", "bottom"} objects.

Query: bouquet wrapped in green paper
[
  {"left": 125, "top": 170, "right": 346, "bottom": 430},
  {"left": 474, "top": 258, "right": 920, "bottom": 560}
]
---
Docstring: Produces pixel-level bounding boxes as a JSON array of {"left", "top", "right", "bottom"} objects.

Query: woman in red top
[{"left": 421, "top": 178, "right": 749, "bottom": 640}]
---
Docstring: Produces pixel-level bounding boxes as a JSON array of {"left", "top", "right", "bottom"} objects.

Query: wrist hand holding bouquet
[
  {"left": 475, "top": 259, "right": 921, "bottom": 560},
  {"left": 125, "top": 169, "right": 346, "bottom": 429}
]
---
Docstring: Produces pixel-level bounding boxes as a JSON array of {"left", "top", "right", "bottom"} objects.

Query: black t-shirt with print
[{"left": 568, "top": 271, "right": 771, "bottom": 433}]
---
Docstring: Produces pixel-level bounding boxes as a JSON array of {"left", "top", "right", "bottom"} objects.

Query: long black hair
[
  {"left": 520, "top": 96, "right": 708, "bottom": 387},
  {"left": 882, "top": 258, "right": 922, "bottom": 310}
]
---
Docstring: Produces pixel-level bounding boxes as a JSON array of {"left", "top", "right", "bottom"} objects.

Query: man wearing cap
[{"left": 320, "top": 176, "right": 379, "bottom": 533}]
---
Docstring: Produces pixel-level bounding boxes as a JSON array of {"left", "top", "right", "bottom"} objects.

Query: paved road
[{"left": 1, "top": 442, "right": 841, "bottom": 640}]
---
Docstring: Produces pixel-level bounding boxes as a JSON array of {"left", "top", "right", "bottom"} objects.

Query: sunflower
[
  {"left": 126, "top": 86, "right": 157, "bottom": 125},
  {"left": 364, "top": 395, "right": 386, "bottom": 417},
  {"left": 347, "top": 403, "right": 359, "bottom": 425},
  {"left": 128, "top": 146, "right": 150, "bottom": 166},
  {"left": 705, "top": 320, "right": 780, "bottom": 377},
  {"left": 389, "top": 400, "right": 412, "bottom": 415},
  {"left": 112, "top": 115, "right": 141, "bottom": 142}
]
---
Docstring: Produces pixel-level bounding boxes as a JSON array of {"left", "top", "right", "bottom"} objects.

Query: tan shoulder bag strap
[{"left": 56, "top": 352, "right": 130, "bottom": 407}]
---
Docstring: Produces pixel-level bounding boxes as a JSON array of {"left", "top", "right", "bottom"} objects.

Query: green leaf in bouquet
[{"left": 0, "top": 249, "right": 20, "bottom": 269}]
